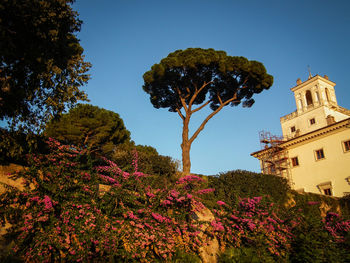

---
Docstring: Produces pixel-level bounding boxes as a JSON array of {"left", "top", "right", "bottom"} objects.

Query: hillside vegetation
[{"left": 0, "top": 139, "right": 349, "bottom": 262}]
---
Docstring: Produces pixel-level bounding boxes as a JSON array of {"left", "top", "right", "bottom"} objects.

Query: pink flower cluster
[
  {"left": 214, "top": 196, "right": 292, "bottom": 257},
  {"left": 176, "top": 175, "right": 203, "bottom": 185},
  {"left": 324, "top": 212, "right": 350, "bottom": 242}
]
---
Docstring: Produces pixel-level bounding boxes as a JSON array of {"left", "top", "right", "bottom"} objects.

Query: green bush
[
  {"left": 218, "top": 247, "right": 277, "bottom": 263},
  {"left": 288, "top": 204, "right": 349, "bottom": 263},
  {"left": 0, "top": 128, "right": 47, "bottom": 165},
  {"left": 204, "top": 170, "right": 290, "bottom": 209},
  {"left": 339, "top": 194, "right": 350, "bottom": 218},
  {"left": 112, "top": 143, "right": 178, "bottom": 183}
]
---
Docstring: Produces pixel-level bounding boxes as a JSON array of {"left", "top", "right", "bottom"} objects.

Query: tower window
[
  {"left": 325, "top": 88, "right": 330, "bottom": 102},
  {"left": 291, "top": 126, "right": 296, "bottom": 133},
  {"left": 305, "top": 90, "right": 313, "bottom": 106},
  {"left": 291, "top": 157, "right": 299, "bottom": 167},
  {"left": 309, "top": 118, "right": 316, "bottom": 125},
  {"left": 315, "top": 149, "right": 325, "bottom": 160}
]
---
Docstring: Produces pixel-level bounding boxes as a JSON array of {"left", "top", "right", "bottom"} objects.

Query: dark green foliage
[
  {"left": 204, "top": 170, "right": 290, "bottom": 208},
  {"left": 0, "top": 0, "right": 91, "bottom": 132},
  {"left": 339, "top": 194, "right": 350, "bottom": 218},
  {"left": 45, "top": 104, "right": 131, "bottom": 157},
  {"left": 288, "top": 204, "right": 349, "bottom": 263},
  {"left": 292, "top": 191, "right": 346, "bottom": 218},
  {"left": 172, "top": 249, "right": 201, "bottom": 263},
  {"left": 0, "top": 128, "right": 47, "bottom": 165},
  {"left": 218, "top": 247, "right": 277, "bottom": 263},
  {"left": 143, "top": 48, "right": 273, "bottom": 112}
]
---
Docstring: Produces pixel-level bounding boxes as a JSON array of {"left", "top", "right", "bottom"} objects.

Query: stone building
[{"left": 251, "top": 74, "right": 350, "bottom": 197}]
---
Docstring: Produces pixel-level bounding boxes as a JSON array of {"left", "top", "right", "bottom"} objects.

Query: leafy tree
[
  {"left": 45, "top": 104, "right": 130, "bottom": 157},
  {"left": 143, "top": 48, "right": 273, "bottom": 174},
  {"left": 0, "top": 0, "right": 91, "bottom": 132},
  {"left": 0, "top": 128, "right": 47, "bottom": 165}
]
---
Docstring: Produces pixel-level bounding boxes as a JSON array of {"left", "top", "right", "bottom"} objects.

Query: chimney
[{"left": 326, "top": 115, "right": 335, "bottom": 125}]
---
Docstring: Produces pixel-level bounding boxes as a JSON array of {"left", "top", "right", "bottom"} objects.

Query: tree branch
[
  {"left": 188, "top": 81, "right": 213, "bottom": 107},
  {"left": 217, "top": 93, "right": 223, "bottom": 105},
  {"left": 189, "top": 94, "right": 238, "bottom": 144},
  {"left": 176, "top": 88, "right": 188, "bottom": 112},
  {"left": 176, "top": 108, "right": 185, "bottom": 121},
  {"left": 191, "top": 100, "right": 211, "bottom": 114}
]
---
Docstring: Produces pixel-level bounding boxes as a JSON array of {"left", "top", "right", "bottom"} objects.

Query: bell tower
[
  {"left": 280, "top": 74, "right": 350, "bottom": 138},
  {"left": 293, "top": 75, "right": 338, "bottom": 114}
]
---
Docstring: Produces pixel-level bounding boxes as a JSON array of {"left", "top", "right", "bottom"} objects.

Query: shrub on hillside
[
  {"left": 0, "top": 139, "right": 349, "bottom": 262},
  {"left": 0, "top": 128, "right": 47, "bottom": 165},
  {"left": 204, "top": 170, "right": 290, "bottom": 209},
  {"left": 213, "top": 196, "right": 293, "bottom": 262},
  {"left": 0, "top": 139, "right": 209, "bottom": 262},
  {"left": 288, "top": 203, "right": 350, "bottom": 263},
  {"left": 112, "top": 143, "right": 178, "bottom": 179}
]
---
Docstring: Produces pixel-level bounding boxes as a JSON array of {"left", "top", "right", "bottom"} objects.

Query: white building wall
[
  {"left": 281, "top": 107, "right": 350, "bottom": 138},
  {"left": 287, "top": 128, "right": 350, "bottom": 197}
]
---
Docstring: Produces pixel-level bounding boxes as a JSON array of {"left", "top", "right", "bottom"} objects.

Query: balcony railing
[{"left": 280, "top": 110, "right": 298, "bottom": 122}]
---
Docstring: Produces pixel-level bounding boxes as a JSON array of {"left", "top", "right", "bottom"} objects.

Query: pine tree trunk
[
  {"left": 181, "top": 115, "right": 191, "bottom": 174},
  {"left": 181, "top": 141, "right": 191, "bottom": 174}
]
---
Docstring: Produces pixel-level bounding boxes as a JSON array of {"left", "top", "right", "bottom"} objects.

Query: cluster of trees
[
  {"left": 1, "top": 1, "right": 275, "bottom": 175},
  {"left": 0, "top": 0, "right": 177, "bottom": 177},
  {"left": 0, "top": 0, "right": 90, "bottom": 132},
  {"left": 45, "top": 103, "right": 178, "bottom": 177}
]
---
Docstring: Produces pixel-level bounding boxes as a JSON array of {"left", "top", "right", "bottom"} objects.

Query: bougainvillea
[
  {"left": 212, "top": 196, "right": 293, "bottom": 261},
  {"left": 0, "top": 138, "right": 349, "bottom": 262},
  {"left": 324, "top": 212, "right": 350, "bottom": 243},
  {"left": 0, "top": 139, "right": 211, "bottom": 262}
]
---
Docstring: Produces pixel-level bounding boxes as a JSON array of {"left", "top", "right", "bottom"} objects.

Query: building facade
[{"left": 251, "top": 74, "right": 350, "bottom": 197}]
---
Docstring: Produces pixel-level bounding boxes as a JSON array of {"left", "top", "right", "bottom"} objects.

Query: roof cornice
[{"left": 291, "top": 75, "right": 336, "bottom": 92}]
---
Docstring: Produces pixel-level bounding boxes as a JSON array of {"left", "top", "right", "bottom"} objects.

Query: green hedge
[{"left": 203, "top": 170, "right": 290, "bottom": 209}]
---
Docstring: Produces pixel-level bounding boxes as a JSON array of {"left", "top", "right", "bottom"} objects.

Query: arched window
[{"left": 305, "top": 90, "right": 313, "bottom": 106}]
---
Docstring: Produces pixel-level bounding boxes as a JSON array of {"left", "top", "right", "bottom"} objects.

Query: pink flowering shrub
[
  {"left": 213, "top": 196, "right": 293, "bottom": 260},
  {"left": 1, "top": 138, "right": 349, "bottom": 262},
  {"left": 324, "top": 212, "right": 350, "bottom": 243},
  {"left": 0, "top": 139, "right": 208, "bottom": 262}
]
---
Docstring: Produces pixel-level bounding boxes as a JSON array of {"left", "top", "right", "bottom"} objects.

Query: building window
[
  {"left": 345, "top": 176, "right": 350, "bottom": 185},
  {"left": 343, "top": 140, "right": 350, "bottom": 152},
  {"left": 309, "top": 118, "right": 316, "bottom": 125},
  {"left": 291, "top": 126, "right": 296, "bottom": 133},
  {"left": 325, "top": 88, "right": 330, "bottom": 102},
  {"left": 305, "top": 90, "right": 313, "bottom": 106},
  {"left": 291, "top": 157, "right": 299, "bottom": 167},
  {"left": 317, "top": 181, "right": 333, "bottom": 196},
  {"left": 324, "top": 188, "right": 332, "bottom": 196},
  {"left": 315, "top": 149, "right": 325, "bottom": 160}
]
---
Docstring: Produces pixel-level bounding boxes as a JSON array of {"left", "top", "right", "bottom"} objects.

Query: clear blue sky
[{"left": 72, "top": 0, "right": 350, "bottom": 175}]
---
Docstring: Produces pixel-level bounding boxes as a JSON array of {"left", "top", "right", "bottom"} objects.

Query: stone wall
[{"left": 0, "top": 164, "right": 27, "bottom": 194}]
